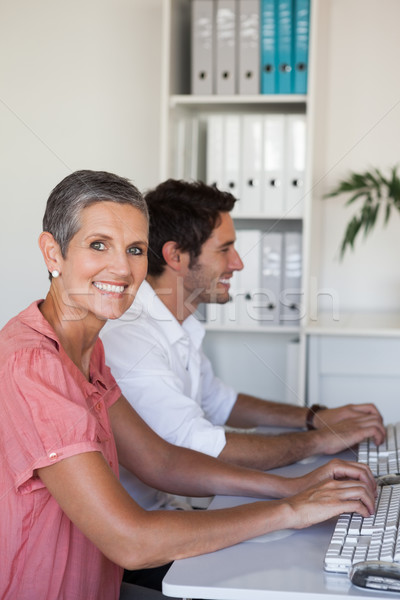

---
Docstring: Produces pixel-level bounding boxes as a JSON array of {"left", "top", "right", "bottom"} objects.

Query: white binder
[
  {"left": 240, "top": 114, "right": 263, "bottom": 215},
  {"left": 260, "top": 231, "right": 283, "bottom": 326},
  {"left": 238, "top": 0, "right": 260, "bottom": 95},
  {"left": 234, "top": 229, "right": 261, "bottom": 327},
  {"left": 174, "top": 116, "right": 200, "bottom": 180},
  {"left": 285, "top": 114, "right": 307, "bottom": 217},
  {"left": 187, "top": 116, "right": 200, "bottom": 180},
  {"left": 223, "top": 114, "right": 241, "bottom": 200},
  {"left": 206, "top": 114, "right": 241, "bottom": 198},
  {"left": 215, "top": 0, "right": 237, "bottom": 95},
  {"left": 285, "top": 339, "right": 301, "bottom": 404},
  {"left": 280, "top": 231, "right": 302, "bottom": 325},
  {"left": 206, "top": 114, "right": 224, "bottom": 188},
  {"left": 191, "top": 0, "right": 215, "bottom": 95},
  {"left": 262, "top": 114, "right": 285, "bottom": 216},
  {"left": 173, "top": 118, "right": 188, "bottom": 180}
]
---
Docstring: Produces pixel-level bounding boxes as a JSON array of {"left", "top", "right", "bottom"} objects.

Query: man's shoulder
[{"left": 101, "top": 302, "right": 162, "bottom": 344}]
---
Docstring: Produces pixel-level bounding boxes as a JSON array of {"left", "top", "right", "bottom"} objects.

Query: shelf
[
  {"left": 232, "top": 214, "right": 303, "bottom": 222},
  {"left": 205, "top": 324, "right": 301, "bottom": 334},
  {"left": 305, "top": 312, "right": 400, "bottom": 337},
  {"left": 170, "top": 94, "right": 307, "bottom": 108}
]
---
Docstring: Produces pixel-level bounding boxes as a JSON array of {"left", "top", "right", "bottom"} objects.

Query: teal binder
[
  {"left": 260, "top": 0, "right": 276, "bottom": 94},
  {"left": 293, "top": 0, "right": 310, "bottom": 94},
  {"left": 276, "top": 0, "right": 293, "bottom": 94}
]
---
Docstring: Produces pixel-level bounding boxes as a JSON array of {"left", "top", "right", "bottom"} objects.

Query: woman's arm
[{"left": 38, "top": 449, "right": 375, "bottom": 572}]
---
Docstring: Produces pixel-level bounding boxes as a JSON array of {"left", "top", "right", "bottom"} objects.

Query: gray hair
[{"left": 43, "top": 170, "right": 148, "bottom": 265}]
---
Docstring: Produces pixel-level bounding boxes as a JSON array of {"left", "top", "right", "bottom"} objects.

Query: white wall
[
  {"left": 309, "top": 0, "right": 400, "bottom": 315},
  {"left": 0, "top": 0, "right": 162, "bottom": 327},
  {"left": 2, "top": 0, "right": 400, "bottom": 329}
]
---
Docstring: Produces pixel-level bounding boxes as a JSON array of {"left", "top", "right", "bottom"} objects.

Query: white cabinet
[{"left": 307, "top": 319, "right": 400, "bottom": 423}]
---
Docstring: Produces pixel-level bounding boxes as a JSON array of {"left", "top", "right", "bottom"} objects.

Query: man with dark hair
[{"left": 101, "top": 179, "right": 385, "bottom": 511}]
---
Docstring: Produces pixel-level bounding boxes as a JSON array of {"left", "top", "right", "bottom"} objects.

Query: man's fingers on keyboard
[
  {"left": 336, "top": 416, "right": 386, "bottom": 446},
  {"left": 354, "top": 403, "right": 384, "bottom": 420},
  {"left": 357, "top": 415, "right": 386, "bottom": 444}
]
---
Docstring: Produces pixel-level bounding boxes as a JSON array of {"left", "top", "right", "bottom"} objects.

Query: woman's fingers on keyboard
[
  {"left": 307, "top": 459, "right": 376, "bottom": 492},
  {"left": 288, "top": 479, "right": 375, "bottom": 528},
  {"left": 327, "top": 479, "right": 376, "bottom": 516},
  {"left": 328, "top": 459, "right": 376, "bottom": 490}
]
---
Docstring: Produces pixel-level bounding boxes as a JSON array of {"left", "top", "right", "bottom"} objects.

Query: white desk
[{"left": 162, "top": 452, "right": 391, "bottom": 600}]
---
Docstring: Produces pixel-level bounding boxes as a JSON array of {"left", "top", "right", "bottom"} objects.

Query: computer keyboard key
[{"left": 325, "top": 426, "right": 400, "bottom": 579}]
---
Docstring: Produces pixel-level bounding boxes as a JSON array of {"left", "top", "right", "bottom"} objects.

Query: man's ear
[
  {"left": 38, "top": 231, "right": 63, "bottom": 274},
  {"left": 162, "top": 241, "right": 189, "bottom": 273}
]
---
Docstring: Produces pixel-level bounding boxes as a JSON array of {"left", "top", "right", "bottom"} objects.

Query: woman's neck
[{"left": 39, "top": 290, "right": 104, "bottom": 380}]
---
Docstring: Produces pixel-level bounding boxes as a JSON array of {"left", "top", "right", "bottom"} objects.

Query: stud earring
[{"left": 51, "top": 270, "right": 60, "bottom": 279}]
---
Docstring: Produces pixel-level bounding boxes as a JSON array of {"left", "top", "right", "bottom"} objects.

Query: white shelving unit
[
  {"left": 159, "top": 0, "right": 400, "bottom": 418},
  {"left": 159, "top": 0, "right": 315, "bottom": 406}
]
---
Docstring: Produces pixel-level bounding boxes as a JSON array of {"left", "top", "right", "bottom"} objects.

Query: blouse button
[
  {"left": 95, "top": 401, "right": 102, "bottom": 412},
  {"left": 49, "top": 452, "right": 58, "bottom": 461}
]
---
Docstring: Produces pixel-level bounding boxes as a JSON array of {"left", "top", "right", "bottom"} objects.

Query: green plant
[{"left": 324, "top": 165, "right": 400, "bottom": 258}]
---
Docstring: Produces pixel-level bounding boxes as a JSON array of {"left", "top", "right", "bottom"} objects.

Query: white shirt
[{"left": 101, "top": 281, "right": 237, "bottom": 510}]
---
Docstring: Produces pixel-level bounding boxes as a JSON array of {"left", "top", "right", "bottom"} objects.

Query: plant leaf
[{"left": 325, "top": 165, "right": 400, "bottom": 259}]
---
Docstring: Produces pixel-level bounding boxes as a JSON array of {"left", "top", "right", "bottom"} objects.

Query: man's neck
[{"left": 146, "top": 274, "right": 197, "bottom": 324}]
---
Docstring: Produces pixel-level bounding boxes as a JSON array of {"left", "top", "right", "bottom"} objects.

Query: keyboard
[
  {"left": 324, "top": 482, "right": 400, "bottom": 573},
  {"left": 324, "top": 423, "right": 400, "bottom": 591},
  {"left": 358, "top": 422, "right": 400, "bottom": 476}
]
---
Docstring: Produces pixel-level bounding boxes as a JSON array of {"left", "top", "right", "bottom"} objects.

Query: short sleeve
[
  {"left": 91, "top": 338, "right": 122, "bottom": 410},
  {"left": 1, "top": 348, "right": 110, "bottom": 493}
]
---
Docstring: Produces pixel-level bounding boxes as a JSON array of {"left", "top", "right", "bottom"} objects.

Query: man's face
[{"left": 182, "top": 211, "right": 244, "bottom": 308}]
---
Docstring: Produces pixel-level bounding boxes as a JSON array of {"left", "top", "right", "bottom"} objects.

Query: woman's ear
[{"left": 38, "top": 232, "right": 62, "bottom": 275}]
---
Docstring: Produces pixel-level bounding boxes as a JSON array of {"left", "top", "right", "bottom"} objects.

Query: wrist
[
  {"left": 281, "top": 475, "right": 303, "bottom": 497},
  {"left": 305, "top": 404, "right": 327, "bottom": 430}
]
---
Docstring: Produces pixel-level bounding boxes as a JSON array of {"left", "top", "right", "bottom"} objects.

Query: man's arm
[
  {"left": 226, "top": 393, "right": 309, "bottom": 428},
  {"left": 109, "top": 396, "right": 376, "bottom": 499},
  {"left": 220, "top": 393, "right": 386, "bottom": 470},
  {"left": 227, "top": 393, "right": 384, "bottom": 430}
]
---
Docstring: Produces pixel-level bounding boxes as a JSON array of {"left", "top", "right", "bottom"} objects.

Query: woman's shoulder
[{"left": 0, "top": 300, "right": 59, "bottom": 360}]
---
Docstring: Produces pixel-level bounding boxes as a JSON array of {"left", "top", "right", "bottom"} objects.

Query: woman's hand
[
  {"left": 282, "top": 475, "right": 376, "bottom": 529},
  {"left": 281, "top": 458, "right": 377, "bottom": 498}
]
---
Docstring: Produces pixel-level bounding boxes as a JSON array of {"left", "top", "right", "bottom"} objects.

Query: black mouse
[{"left": 350, "top": 561, "right": 400, "bottom": 591}]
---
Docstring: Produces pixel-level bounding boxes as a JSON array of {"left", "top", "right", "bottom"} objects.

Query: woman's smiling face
[{"left": 58, "top": 201, "right": 148, "bottom": 322}]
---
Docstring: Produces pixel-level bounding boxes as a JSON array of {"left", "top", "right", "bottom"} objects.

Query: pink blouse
[{"left": 0, "top": 301, "right": 123, "bottom": 599}]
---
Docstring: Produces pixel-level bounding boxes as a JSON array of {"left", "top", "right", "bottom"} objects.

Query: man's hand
[
  {"left": 316, "top": 413, "right": 386, "bottom": 453},
  {"left": 313, "top": 403, "right": 384, "bottom": 430}
]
